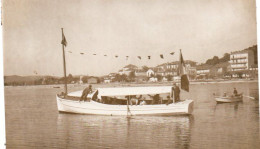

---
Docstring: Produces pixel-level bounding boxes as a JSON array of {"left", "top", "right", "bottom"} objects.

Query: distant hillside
[
  {"left": 4, "top": 75, "right": 60, "bottom": 85},
  {"left": 5, "top": 75, "right": 45, "bottom": 83}
]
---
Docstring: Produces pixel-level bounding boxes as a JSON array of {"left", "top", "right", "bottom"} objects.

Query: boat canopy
[{"left": 68, "top": 86, "right": 172, "bottom": 98}]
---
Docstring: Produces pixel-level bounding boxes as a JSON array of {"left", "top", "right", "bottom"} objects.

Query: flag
[
  {"left": 179, "top": 50, "right": 189, "bottom": 92},
  {"left": 148, "top": 56, "right": 151, "bottom": 59},
  {"left": 138, "top": 56, "right": 141, "bottom": 60},
  {"left": 170, "top": 52, "right": 175, "bottom": 55},
  {"left": 160, "top": 54, "right": 164, "bottom": 59},
  {"left": 61, "top": 30, "right": 67, "bottom": 47}
]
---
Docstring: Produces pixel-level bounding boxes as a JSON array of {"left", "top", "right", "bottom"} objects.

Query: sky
[{"left": 3, "top": 0, "right": 257, "bottom": 76}]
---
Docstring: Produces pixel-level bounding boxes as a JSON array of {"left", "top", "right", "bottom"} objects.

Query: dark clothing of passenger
[
  {"left": 166, "top": 96, "right": 173, "bottom": 105},
  {"left": 80, "top": 87, "right": 92, "bottom": 101},
  {"left": 172, "top": 86, "right": 180, "bottom": 102},
  {"left": 233, "top": 89, "right": 238, "bottom": 96},
  {"left": 152, "top": 94, "right": 160, "bottom": 104}
]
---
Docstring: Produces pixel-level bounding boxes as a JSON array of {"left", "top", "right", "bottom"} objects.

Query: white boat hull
[
  {"left": 214, "top": 96, "right": 243, "bottom": 103},
  {"left": 56, "top": 95, "right": 194, "bottom": 116}
]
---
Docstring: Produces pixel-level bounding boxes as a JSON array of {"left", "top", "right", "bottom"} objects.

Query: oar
[{"left": 243, "top": 95, "right": 255, "bottom": 100}]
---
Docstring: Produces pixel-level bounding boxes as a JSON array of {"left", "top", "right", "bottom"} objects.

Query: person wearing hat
[
  {"left": 171, "top": 82, "right": 180, "bottom": 103},
  {"left": 233, "top": 88, "right": 238, "bottom": 96},
  {"left": 80, "top": 85, "right": 93, "bottom": 101}
]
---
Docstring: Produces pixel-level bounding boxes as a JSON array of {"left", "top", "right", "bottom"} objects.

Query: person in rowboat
[
  {"left": 171, "top": 82, "right": 180, "bottom": 103},
  {"left": 80, "top": 85, "right": 92, "bottom": 101},
  {"left": 233, "top": 88, "right": 238, "bottom": 96}
]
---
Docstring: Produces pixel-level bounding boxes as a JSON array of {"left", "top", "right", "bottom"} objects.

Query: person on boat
[
  {"left": 148, "top": 94, "right": 160, "bottom": 104},
  {"left": 80, "top": 85, "right": 92, "bottom": 101},
  {"left": 233, "top": 88, "right": 238, "bottom": 96},
  {"left": 166, "top": 95, "right": 172, "bottom": 105},
  {"left": 130, "top": 95, "right": 138, "bottom": 105},
  {"left": 140, "top": 100, "right": 146, "bottom": 105},
  {"left": 171, "top": 82, "right": 180, "bottom": 102},
  {"left": 136, "top": 95, "right": 144, "bottom": 105}
]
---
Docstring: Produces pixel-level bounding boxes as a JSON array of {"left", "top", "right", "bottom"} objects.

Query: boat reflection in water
[{"left": 56, "top": 113, "right": 194, "bottom": 149}]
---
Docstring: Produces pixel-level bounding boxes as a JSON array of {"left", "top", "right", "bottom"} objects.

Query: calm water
[{"left": 5, "top": 82, "right": 260, "bottom": 149}]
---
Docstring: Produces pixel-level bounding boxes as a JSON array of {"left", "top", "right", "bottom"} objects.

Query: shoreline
[{"left": 4, "top": 79, "right": 258, "bottom": 88}]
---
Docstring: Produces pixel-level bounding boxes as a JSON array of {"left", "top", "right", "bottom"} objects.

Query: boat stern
[{"left": 187, "top": 100, "right": 194, "bottom": 114}]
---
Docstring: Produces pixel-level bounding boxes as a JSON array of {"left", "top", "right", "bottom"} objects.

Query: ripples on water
[{"left": 4, "top": 82, "right": 260, "bottom": 149}]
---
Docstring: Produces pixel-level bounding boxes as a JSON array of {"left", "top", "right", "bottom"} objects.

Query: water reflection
[
  {"left": 213, "top": 102, "right": 243, "bottom": 118},
  {"left": 57, "top": 114, "right": 194, "bottom": 149},
  {"left": 5, "top": 82, "right": 259, "bottom": 148}
]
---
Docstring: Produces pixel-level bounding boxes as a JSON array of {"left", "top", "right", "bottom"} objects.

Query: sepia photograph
[{"left": 1, "top": 0, "right": 259, "bottom": 148}]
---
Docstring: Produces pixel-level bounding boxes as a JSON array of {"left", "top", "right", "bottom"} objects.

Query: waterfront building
[
  {"left": 230, "top": 46, "right": 258, "bottom": 78},
  {"left": 196, "top": 64, "right": 212, "bottom": 79},
  {"left": 104, "top": 78, "right": 111, "bottom": 83},
  {"left": 119, "top": 64, "right": 138, "bottom": 75},
  {"left": 87, "top": 77, "right": 98, "bottom": 84},
  {"left": 210, "top": 62, "right": 231, "bottom": 78},
  {"left": 146, "top": 69, "right": 155, "bottom": 77},
  {"left": 230, "top": 49, "right": 255, "bottom": 71}
]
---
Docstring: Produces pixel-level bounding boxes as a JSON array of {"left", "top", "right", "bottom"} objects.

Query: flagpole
[{"left": 61, "top": 28, "right": 68, "bottom": 95}]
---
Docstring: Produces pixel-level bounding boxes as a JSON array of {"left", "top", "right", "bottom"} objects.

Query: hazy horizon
[{"left": 3, "top": 0, "right": 257, "bottom": 76}]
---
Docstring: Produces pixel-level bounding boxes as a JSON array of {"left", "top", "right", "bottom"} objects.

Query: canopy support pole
[{"left": 127, "top": 96, "right": 132, "bottom": 117}]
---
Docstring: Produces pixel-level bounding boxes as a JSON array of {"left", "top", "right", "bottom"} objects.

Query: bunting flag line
[
  {"left": 66, "top": 50, "right": 179, "bottom": 60},
  {"left": 179, "top": 49, "right": 189, "bottom": 92},
  {"left": 160, "top": 54, "right": 164, "bottom": 59}
]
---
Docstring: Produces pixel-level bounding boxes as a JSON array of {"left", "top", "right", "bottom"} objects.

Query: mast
[{"left": 61, "top": 28, "right": 68, "bottom": 95}]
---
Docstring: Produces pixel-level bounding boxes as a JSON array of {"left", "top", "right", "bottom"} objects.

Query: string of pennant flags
[
  {"left": 61, "top": 30, "right": 177, "bottom": 60},
  {"left": 66, "top": 50, "right": 175, "bottom": 60}
]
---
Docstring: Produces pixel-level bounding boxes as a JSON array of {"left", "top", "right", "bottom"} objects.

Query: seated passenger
[
  {"left": 233, "top": 88, "right": 238, "bottom": 96},
  {"left": 148, "top": 94, "right": 160, "bottom": 104},
  {"left": 130, "top": 95, "right": 138, "bottom": 106},
  {"left": 140, "top": 99, "right": 147, "bottom": 105},
  {"left": 166, "top": 95, "right": 173, "bottom": 105}
]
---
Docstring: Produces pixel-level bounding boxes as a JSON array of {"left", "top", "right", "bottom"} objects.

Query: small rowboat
[{"left": 214, "top": 94, "right": 243, "bottom": 103}]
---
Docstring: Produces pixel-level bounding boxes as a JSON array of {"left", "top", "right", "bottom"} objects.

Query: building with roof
[
  {"left": 230, "top": 49, "right": 255, "bottom": 72},
  {"left": 196, "top": 64, "right": 212, "bottom": 79},
  {"left": 229, "top": 46, "right": 258, "bottom": 78},
  {"left": 87, "top": 77, "right": 99, "bottom": 84},
  {"left": 146, "top": 69, "right": 155, "bottom": 77},
  {"left": 210, "top": 62, "right": 231, "bottom": 78},
  {"left": 119, "top": 64, "right": 138, "bottom": 76}
]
